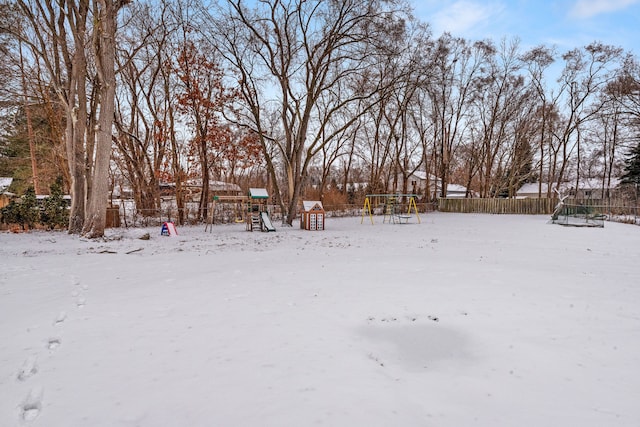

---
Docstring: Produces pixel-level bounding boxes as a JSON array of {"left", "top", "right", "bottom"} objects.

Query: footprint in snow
[
  {"left": 20, "top": 385, "right": 44, "bottom": 422},
  {"left": 76, "top": 297, "right": 86, "bottom": 308},
  {"left": 47, "top": 337, "right": 61, "bottom": 350},
  {"left": 17, "top": 356, "right": 38, "bottom": 381},
  {"left": 53, "top": 311, "right": 67, "bottom": 325}
]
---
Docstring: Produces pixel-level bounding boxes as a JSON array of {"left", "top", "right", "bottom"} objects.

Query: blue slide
[{"left": 260, "top": 212, "right": 276, "bottom": 232}]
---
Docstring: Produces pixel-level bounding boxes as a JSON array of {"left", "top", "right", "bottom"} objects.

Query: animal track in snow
[
  {"left": 17, "top": 356, "right": 38, "bottom": 381},
  {"left": 76, "top": 297, "right": 86, "bottom": 308},
  {"left": 20, "top": 385, "right": 43, "bottom": 422}
]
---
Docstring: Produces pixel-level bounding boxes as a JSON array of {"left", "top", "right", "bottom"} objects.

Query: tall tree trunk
[
  {"left": 82, "top": 0, "right": 121, "bottom": 237},
  {"left": 67, "top": 0, "right": 90, "bottom": 234}
]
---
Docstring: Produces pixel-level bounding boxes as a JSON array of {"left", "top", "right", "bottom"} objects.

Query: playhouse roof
[
  {"left": 249, "top": 188, "right": 269, "bottom": 199},
  {"left": 302, "top": 200, "right": 323, "bottom": 211}
]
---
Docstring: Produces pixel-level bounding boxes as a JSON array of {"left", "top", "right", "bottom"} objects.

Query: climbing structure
[{"left": 247, "top": 188, "right": 276, "bottom": 232}]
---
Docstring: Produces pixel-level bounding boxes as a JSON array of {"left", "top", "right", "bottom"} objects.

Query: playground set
[
  {"left": 202, "top": 190, "right": 422, "bottom": 232},
  {"left": 205, "top": 188, "right": 276, "bottom": 232},
  {"left": 361, "top": 194, "right": 421, "bottom": 225}
]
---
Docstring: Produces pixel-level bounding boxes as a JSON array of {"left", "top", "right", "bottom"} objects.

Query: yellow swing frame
[{"left": 361, "top": 194, "right": 421, "bottom": 225}]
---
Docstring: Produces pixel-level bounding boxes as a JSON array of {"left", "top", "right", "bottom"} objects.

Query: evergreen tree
[
  {"left": 0, "top": 186, "right": 39, "bottom": 230},
  {"left": 20, "top": 186, "right": 39, "bottom": 229},
  {"left": 41, "top": 177, "right": 69, "bottom": 229},
  {"left": 0, "top": 199, "right": 21, "bottom": 226},
  {"left": 620, "top": 142, "right": 640, "bottom": 184}
]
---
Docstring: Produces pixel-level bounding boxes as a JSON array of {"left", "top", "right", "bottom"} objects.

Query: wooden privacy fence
[{"left": 438, "top": 198, "right": 559, "bottom": 214}]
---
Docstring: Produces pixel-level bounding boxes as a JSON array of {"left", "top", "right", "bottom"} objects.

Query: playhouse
[{"left": 300, "top": 200, "right": 325, "bottom": 231}]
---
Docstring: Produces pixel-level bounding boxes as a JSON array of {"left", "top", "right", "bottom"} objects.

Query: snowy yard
[{"left": 1, "top": 213, "right": 639, "bottom": 426}]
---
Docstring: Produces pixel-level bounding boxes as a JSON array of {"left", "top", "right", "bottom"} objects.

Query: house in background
[
  {"left": 401, "top": 172, "right": 473, "bottom": 199},
  {"left": 515, "top": 182, "right": 564, "bottom": 198},
  {"left": 573, "top": 177, "right": 621, "bottom": 199},
  {"left": 516, "top": 178, "right": 621, "bottom": 199},
  {"left": 0, "top": 177, "right": 14, "bottom": 209},
  {"left": 444, "top": 183, "right": 469, "bottom": 198},
  {"left": 158, "top": 180, "right": 242, "bottom": 201}
]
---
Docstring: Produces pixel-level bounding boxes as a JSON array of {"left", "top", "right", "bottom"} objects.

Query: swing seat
[{"left": 395, "top": 214, "right": 411, "bottom": 224}]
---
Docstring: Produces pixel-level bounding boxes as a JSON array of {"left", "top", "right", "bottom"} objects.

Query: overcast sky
[{"left": 412, "top": 0, "right": 640, "bottom": 54}]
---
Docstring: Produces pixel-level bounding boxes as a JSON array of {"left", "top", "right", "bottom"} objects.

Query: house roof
[
  {"left": 210, "top": 181, "right": 242, "bottom": 192},
  {"left": 407, "top": 171, "right": 438, "bottom": 182},
  {"left": 447, "top": 184, "right": 467, "bottom": 193},
  {"left": 517, "top": 179, "right": 621, "bottom": 196},
  {"left": 160, "top": 180, "right": 242, "bottom": 194},
  {"left": 405, "top": 173, "right": 466, "bottom": 189},
  {"left": 0, "top": 177, "right": 13, "bottom": 192},
  {"left": 577, "top": 177, "right": 620, "bottom": 189},
  {"left": 517, "top": 182, "right": 565, "bottom": 195}
]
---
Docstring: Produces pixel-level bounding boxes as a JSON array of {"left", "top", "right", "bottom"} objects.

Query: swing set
[
  {"left": 361, "top": 194, "right": 421, "bottom": 225},
  {"left": 205, "top": 195, "right": 248, "bottom": 232}
]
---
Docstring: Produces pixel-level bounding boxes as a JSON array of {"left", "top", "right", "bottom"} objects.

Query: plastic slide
[{"left": 260, "top": 211, "right": 276, "bottom": 232}]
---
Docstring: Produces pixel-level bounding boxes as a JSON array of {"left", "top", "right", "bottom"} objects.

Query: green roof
[{"left": 249, "top": 188, "right": 269, "bottom": 199}]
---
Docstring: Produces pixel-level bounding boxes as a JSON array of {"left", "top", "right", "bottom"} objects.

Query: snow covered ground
[{"left": 1, "top": 213, "right": 639, "bottom": 426}]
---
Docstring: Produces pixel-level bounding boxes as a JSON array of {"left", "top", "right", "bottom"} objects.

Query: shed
[{"left": 300, "top": 200, "right": 325, "bottom": 231}]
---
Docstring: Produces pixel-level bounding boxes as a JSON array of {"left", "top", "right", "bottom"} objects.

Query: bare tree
[
  {"left": 521, "top": 45, "right": 556, "bottom": 196},
  {"left": 551, "top": 42, "right": 624, "bottom": 192},
  {"left": 112, "top": 1, "right": 175, "bottom": 216},
  {"left": 211, "top": 0, "right": 407, "bottom": 225},
  {"left": 427, "top": 34, "right": 491, "bottom": 198},
  {"left": 472, "top": 38, "right": 530, "bottom": 197},
  {"left": 381, "top": 21, "right": 432, "bottom": 195}
]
